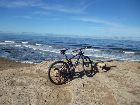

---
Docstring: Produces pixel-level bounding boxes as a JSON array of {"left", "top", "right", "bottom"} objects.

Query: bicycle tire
[
  {"left": 48, "top": 61, "right": 69, "bottom": 85},
  {"left": 83, "top": 56, "right": 94, "bottom": 77}
]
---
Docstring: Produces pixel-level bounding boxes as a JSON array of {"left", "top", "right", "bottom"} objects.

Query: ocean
[{"left": 0, "top": 34, "right": 140, "bottom": 63}]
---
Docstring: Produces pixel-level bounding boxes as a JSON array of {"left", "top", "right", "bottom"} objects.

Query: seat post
[{"left": 64, "top": 54, "right": 69, "bottom": 61}]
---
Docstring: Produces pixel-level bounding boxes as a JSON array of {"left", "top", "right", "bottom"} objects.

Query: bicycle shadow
[{"left": 69, "top": 62, "right": 116, "bottom": 81}]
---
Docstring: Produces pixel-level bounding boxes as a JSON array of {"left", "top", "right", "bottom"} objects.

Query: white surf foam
[
  {"left": 5, "top": 41, "right": 15, "bottom": 43},
  {"left": 22, "top": 41, "right": 28, "bottom": 44},
  {"left": 22, "top": 44, "right": 61, "bottom": 54},
  {"left": 123, "top": 51, "right": 135, "bottom": 54},
  {"left": 85, "top": 48, "right": 100, "bottom": 52},
  {"left": 36, "top": 43, "right": 42, "bottom": 46},
  {"left": 15, "top": 45, "right": 22, "bottom": 47},
  {"left": 0, "top": 42, "right": 7, "bottom": 45},
  {"left": 21, "top": 61, "right": 34, "bottom": 64}
]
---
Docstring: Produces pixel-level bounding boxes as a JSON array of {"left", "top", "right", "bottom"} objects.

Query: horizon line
[{"left": 0, "top": 30, "right": 140, "bottom": 41}]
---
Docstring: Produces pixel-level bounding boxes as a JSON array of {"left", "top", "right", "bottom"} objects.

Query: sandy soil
[
  {"left": 0, "top": 57, "right": 34, "bottom": 71},
  {"left": 0, "top": 58, "right": 140, "bottom": 105}
]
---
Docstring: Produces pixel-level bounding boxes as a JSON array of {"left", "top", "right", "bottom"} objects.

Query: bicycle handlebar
[
  {"left": 60, "top": 46, "right": 92, "bottom": 55},
  {"left": 72, "top": 46, "right": 92, "bottom": 53},
  {"left": 72, "top": 47, "right": 85, "bottom": 52}
]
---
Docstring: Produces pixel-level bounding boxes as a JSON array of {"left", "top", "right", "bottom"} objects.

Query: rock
[{"left": 97, "top": 62, "right": 106, "bottom": 72}]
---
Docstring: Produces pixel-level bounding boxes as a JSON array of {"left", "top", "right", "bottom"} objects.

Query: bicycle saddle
[{"left": 60, "top": 49, "right": 68, "bottom": 55}]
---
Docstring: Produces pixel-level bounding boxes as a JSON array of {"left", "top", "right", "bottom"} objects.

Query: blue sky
[{"left": 0, "top": 0, "right": 140, "bottom": 38}]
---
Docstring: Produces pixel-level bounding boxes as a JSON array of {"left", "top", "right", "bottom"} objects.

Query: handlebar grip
[
  {"left": 72, "top": 47, "right": 85, "bottom": 52},
  {"left": 72, "top": 49, "right": 78, "bottom": 53},
  {"left": 60, "top": 48, "right": 69, "bottom": 54}
]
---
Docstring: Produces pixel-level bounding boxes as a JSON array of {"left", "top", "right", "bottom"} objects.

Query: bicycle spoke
[
  {"left": 48, "top": 61, "right": 69, "bottom": 85},
  {"left": 83, "top": 56, "right": 93, "bottom": 77}
]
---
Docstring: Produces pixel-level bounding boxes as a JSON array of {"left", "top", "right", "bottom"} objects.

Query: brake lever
[{"left": 72, "top": 49, "right": 79, "bottom": 53}]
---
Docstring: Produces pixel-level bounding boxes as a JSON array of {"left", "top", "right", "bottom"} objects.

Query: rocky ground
[{"left": 0, "top": 58, "right": 140, "bottom": 105}]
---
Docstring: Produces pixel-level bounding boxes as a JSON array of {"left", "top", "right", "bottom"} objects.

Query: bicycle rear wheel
[
  {"left": 83, "top": 56, "right": 93, "bottom": 77},
  {"left": 48, "top": 61, "right": 69, "bottom": 85}
]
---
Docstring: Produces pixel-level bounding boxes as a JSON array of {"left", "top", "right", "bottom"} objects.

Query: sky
[{"left": 0, "top": 0, "right": 140, "bottom": 38}]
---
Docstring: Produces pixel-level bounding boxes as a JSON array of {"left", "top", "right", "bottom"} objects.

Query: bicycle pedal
[{"left": 80, "top": 77, "right": 84, "bottom": 79}]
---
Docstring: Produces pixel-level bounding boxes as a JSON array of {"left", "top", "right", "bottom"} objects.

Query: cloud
[
  {"left": 40, "top": 4, "right": 84, "bottom": 14},
  {"left": 0, "top": 0, "right": 90, "bottom": 14},
  {"left": 107, "top": 26, "right": 140, "bottom": 36},
  {"left": 75, "top": 17, "right": 140, "bottom": 37},
  {"left": 14, "top": 15, "right": 32, "bottom": 19},
  {"left": 0, "top": 0, "right": 40, "bottom": 8},
  {"left": 32, "top": 11, "right": 50, "bottom": 15},
  {"left": 76, "top": 17, "right": 121, "bottom": 27},
  {"left": 40, "top": 1, "right": 92, "bottom": 14}
]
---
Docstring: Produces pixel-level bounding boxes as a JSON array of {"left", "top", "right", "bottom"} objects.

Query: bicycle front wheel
[
  {"left": 83, "top": 56, "right": 93, "bottom": 77},
  {"left": 48, "top": 61, "right": 69, "bottom": 85}
]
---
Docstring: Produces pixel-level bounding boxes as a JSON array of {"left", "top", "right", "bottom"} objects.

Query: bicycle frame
[{"left": 63, "top": 50, "right": 85, "bottom": 70}]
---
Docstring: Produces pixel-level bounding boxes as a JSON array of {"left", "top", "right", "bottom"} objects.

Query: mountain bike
[{"left": 48, "top": 47, "right": 94, "bottom": 85}]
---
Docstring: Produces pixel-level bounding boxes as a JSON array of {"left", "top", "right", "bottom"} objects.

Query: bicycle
[{"left": 48, "top": 47, "right": 94, "bottom": 85}]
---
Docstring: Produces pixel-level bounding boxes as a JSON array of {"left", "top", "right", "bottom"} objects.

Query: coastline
[{"left": 0, "top": 57, "right": 140, "bottom": 105}]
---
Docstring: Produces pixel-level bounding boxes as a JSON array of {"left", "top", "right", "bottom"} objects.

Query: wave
[
  {"left": 5, "top": 41, "right": 15, "bottom": 43},
  {"left": 0, "top": 41, "right": 15, "bottom": 45},
  {"left": 14, "top": 45, "right": 22, "bottom": 47},
  {"left": 85, "top": 48, "right": 100, "bottom": 52},
  {"left": 0, "top": 39, "right": 140, "bottom": 63},
  {"left": 21, "top": 61, "right": 34, "bottom": 64},
  {"left": 123, "top": 51, "right": 135, "bottom": 54},
  {"left": 22, "top": 44, "right": 61, "bottom": 54},
  {"left": 0, "top": 42, "right": 7, "bottom": 45},
  {"left": 36, "top": 43, "right": 42, "bottom": 46},
  {"left": 22, "top": 41, "right": 28, "bottom": 44}
]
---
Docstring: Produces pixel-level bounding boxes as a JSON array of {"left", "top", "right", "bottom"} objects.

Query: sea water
[{"left": 0, "top": 34, "right": 140, "bottom": 63}]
